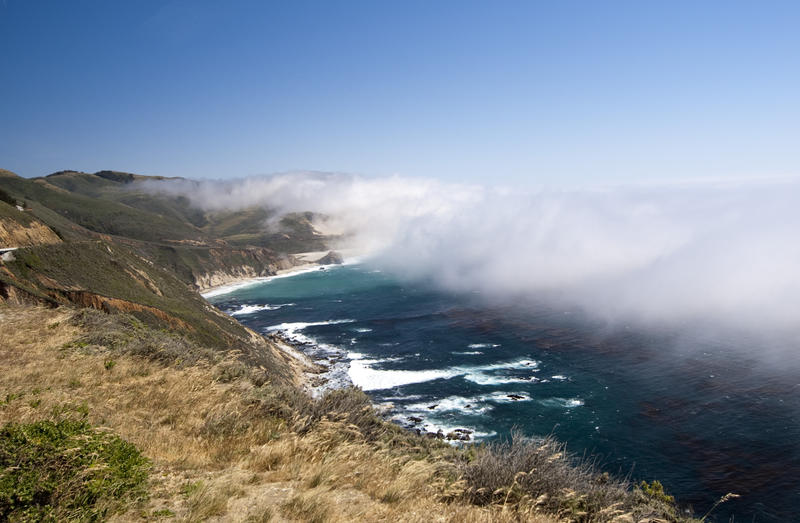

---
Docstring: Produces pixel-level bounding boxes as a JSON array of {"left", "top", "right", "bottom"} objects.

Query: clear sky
[{"left": 1, "top": 1, "right": 798, "bottom": 184}]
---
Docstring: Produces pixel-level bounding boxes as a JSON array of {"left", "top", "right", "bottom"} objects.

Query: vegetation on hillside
[
  {"left": 0, "top": 188, "right": 19, "bottom": 207},
  {"left": 0, "top": 305, "right": 697, "bottom": 522},
  {"left": 18, "top": 169, "right": 333, "bottom": 253},
  {"left": 0, "top": 418, "right": 149, "bottom": 521},
  {"left": 0, "top": 169, "right": 333, "bottom": 293},
  {"left": 1, "top": 239, "right": 287, "bottom": 361},
  {"left": 0, "top": 172, "right": 203, "bottom": 243}
]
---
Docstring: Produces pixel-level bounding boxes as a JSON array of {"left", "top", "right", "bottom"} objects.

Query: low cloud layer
[{"left": 147, "top": 173, "right": 800, "bottom": 336}]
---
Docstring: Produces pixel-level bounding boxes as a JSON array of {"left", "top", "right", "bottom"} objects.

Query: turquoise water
[{"left": 208, "top": 263, "right": 800, "bottom": 521}]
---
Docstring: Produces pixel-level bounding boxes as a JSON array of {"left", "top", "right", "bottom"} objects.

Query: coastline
[
  {"left": 267, "top": 331, "right": 355, "bottom": 397},
  {"left": 267, "top": 327, "right": 473, "bottom": 441},
  {"left": 200, "top": 253, "right": 477, "bottom": 442},
  {"left": 199, "top": 249, "right": 366, "bottom": 299},
  {"left": 199, "top": 251, "right": 363, "bottom": 397},
  {"left": 199, "top": 263, "right": 325, "bottom": 298}
]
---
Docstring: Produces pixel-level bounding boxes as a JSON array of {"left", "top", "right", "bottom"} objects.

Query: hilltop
[{"left": 0, "top": 169, "right": 696, "bottom": 522}]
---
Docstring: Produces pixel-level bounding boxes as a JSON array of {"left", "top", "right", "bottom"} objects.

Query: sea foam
[
  {"left": 230, "top": 303, "right": 295, "bottom": 316},
  {"left": 347, "top": 357, "right": 540, "bottom": 391},
  {"left": 349, "top": 361, "right": 460, "bottom": 391},
  {"left": 266, "top": 319, "right": 356, "bottom": 352}
]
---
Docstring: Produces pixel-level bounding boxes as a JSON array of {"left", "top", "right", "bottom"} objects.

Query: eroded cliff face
[
  {"left": 0, "top": 277, "right": 50, "bottom": 306},
  {"left": 0, "top": 269, "right": 189, "bottom": 331},
  {"left": 191, "top": 249, "right": 298, "bottom": 291},
  {"left": 59, "top": 290, "right": 195, "bottom": 331},
  {"left": 0, "top": 217, "right": 61, "bottom": 248}
]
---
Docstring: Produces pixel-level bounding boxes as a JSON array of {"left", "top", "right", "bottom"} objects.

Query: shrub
[
  {"left": 0, "top": 419, "right": 149, "bottom": 520},
  {"left": 640, "top": 479, "right": 675, "bottom": 504},
  {"left": 460, "top": 431, "right": 688, "bottom": 521},
  {"left": 311, "top": 387, "right": 383, "bottom": 438},
  {"left": 281, "top": 490, "right": 330, "bottom": 523},
  {"left": 462, "top": 431, "right": 628, "bottom": 516},
  {"left": 255, "top": 385, "right": 385, "bottom": 440}
]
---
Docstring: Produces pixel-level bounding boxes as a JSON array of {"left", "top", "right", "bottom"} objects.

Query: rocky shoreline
[
  {"left": 266, "top": 330, "right": 476, "bottom": 443},
  {"left": 266, "top": 331, "right": 355, "bottom": 397}
]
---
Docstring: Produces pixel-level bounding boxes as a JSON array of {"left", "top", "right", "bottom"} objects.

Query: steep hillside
[
  {"left": 0, "top": 201, "right": 62, "bottom": 247},
  {"left": 39, "top": 169, "right": 334, "bottom": 253},
  {"left": 0, "top": 171, "right": 204, "bottom": 243},
  {"left": 0, "top": 239, "right": 300, "bottom": 381},
  {"left": 125, "top": 240, "right": 297, "bottom": 291},
  {"left": 0, "top": 168, "right": 333, "bottom": 382},
  {"left": 0, "top": 169, "right": 333, "bottom": 290}
]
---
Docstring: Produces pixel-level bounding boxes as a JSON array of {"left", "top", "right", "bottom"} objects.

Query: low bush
[
  {"left": 461, "top": 431, "right": 684, "bottom": 521},
  {"left": 0, "top": 418, "right": 149, "bottom": 521},
  {"left": 256, "top": 385, "right": 389, "bottom": 442},
  {"left": 640, "top": 479, "right": 675, "bottom": 504}
]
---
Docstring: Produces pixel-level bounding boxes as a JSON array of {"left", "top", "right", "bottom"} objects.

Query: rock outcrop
[{"left": 315, "top": 250, "right": 344, "bottom": 265}]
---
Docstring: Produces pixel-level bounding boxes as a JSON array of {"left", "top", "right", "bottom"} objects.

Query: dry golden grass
[{"left": 0, "top": 304, "right": 560, "bottom": 522}]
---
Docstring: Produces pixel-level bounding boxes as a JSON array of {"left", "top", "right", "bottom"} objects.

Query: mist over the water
[{"left": 147, "top": 173, "right": 800, "bottom": 342}]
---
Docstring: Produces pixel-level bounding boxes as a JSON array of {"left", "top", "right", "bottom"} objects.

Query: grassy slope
[
  {"left": 0, "top": 171, "right": 311, "bottom": 294},
  {"left": 0, "top": 200, "right": 35, "bottom": 226},
  {"left": 45, "top": 171, "right": 210, "bottom": 229},
  {"left": 0, "top": 239, "right": 298, "bottom": 380},
  {"left": 1, "top": 306, "right": 695, "bottom": 522},
  {"left": 0, "top": 169, "right": 301, "bottom": 380},
  {"left": 38, "top": 169, "right": 331, "bottom": 253},
  {"left": 0, "top": 171, "right": 203, "bottom": 243}
]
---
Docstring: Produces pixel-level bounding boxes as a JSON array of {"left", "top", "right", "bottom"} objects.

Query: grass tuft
[{"left": 281, "top": 490, "right": 331, "bottom": 523}]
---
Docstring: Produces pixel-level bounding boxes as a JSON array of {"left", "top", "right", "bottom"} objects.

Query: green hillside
[
  {"left": 20, "top": 169, "right": 333, "bottom": 253},
  {"left": 0, "top": 171, "right": 203, "bottom": 243},
  {"left": 0, "top": 169, "right": 335, "bottom": 290},
  {"left": 0, "top": 168, "right": 335, "bottom": 378}
]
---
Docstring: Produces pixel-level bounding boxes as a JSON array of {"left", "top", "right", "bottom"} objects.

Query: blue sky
[{"left": 1, "top": 1, "right": 798, "bottom": 185}]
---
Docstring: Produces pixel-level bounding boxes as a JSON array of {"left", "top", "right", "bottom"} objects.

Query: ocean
[{"left": 207, "top": 263, "right": 800, "bottom": 521}]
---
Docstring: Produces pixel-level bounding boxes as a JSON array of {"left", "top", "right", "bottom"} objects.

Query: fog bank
[{"left": 146, "top": 173, "right": 800, "bottom": 335}]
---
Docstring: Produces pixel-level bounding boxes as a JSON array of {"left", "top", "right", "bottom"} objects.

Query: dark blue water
[{"left": 208, "top": 264, "right": 800, "bottom": 521}]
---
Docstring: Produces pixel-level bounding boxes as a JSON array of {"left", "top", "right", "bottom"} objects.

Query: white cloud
[{"left": 145, "top": 172, "right": 800, "bottom": 336}]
